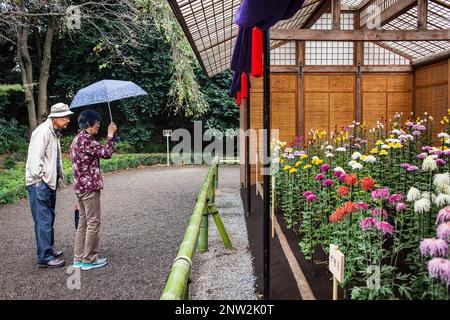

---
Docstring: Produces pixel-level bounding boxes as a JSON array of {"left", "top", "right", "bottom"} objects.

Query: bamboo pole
[
  {"left": 209, "top": 203, "right": 233, "bottom": 250},
  {"left": 161, "top": 159, "right": 218, "bottom": 300},
  {"left": 198, "top": 206, "right": 208, "bottom": 253}
]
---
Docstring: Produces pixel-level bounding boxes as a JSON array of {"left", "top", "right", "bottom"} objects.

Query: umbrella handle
[{"left": 107, "top": 101, "right": 113, "bottom": 122}]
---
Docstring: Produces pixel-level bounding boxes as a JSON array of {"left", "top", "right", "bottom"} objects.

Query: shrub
[
  {"left": 2, "top": 156, "right": 16, "bottom": 170},
  {"left": 0, "top": 118, "right": 28, "bottom": 155}
]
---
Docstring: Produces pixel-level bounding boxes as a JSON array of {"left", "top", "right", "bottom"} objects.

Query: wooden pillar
[
  {"left": 331, "top": 0, "right": 341, "bottom": 30},
  {"left": 355, "top": 42, "right": 363, "bottom": 123},
  {"left": 417, "top": 0, "right": 428, "bottom": 31},
  {"left": 412, "top": 71, "right": 417, "bottom": 116},
  {"left": 297, "top": 41, "right": 305, "bottom": 138}
]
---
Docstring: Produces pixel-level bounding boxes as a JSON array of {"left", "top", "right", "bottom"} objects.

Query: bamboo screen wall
[
  {"left": 246, "top": 73, "right": 297, "bottom": 184},
  {"left": 415, "top": 60, "right": 449, "bottom": 132},
  {"left": 362, "top": 73, "right": 412, "bottom": 127},
  {"left": 304, "top": 74, "right": 355, "bottom": 136}
]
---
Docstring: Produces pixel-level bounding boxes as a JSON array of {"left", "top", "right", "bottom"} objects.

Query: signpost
[
  {"left": 163, "top": 130, "right": 172, "bottom": 166},
  {"left": 329, "top": 244, "right": 345, "bottom": 300}
]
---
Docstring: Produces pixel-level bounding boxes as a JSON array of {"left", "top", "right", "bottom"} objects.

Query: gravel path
[
  {"left": 190, "top": 184, "right": 257, "bottom": 300},
  {"left": 0, "top": 165, "right": 251, "bottom": 300}
]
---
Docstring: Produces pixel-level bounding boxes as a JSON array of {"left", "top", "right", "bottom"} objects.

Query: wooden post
[
  {"left": 271, "top": 175, "right": 275, "bottom": 238},
  {"left": 355, "top": 12, "right": 363, "bottom": 123},
  {"left": 297, "top": 41, "right": 305, "bottom": 138},
  {"left": 331, "top": 0, "right": 341, "bottom": 30},
  {"left": 333, "top": 277, "right": 338, "bottom": 300},
  {"left": 417, "top": 0, "right": 428, "bottom": 31}
]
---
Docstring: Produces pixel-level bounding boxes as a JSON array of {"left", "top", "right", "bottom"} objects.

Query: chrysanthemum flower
[
  {"left": 420, "top": 238, "right": 448, "bottom": 257},
  {"left": 407, "top": 165, "right": 419, "bottom": 172},
  {"left": 379, "top": 150, "right": 388, "bottom": 156},
  {"left": 336, "top": 147, "right": 346, "bottom": 152},
  {"left": 303, "top": 164, "right": 312, "bottom": 169},
  {"left": 422, "top": 156, "right": 438, "bottom": 171},
  {"left": 306, "top": 194, "right": 317, "bottom": 202},
  {"left": 303, "top": 191, "right": 313, "bottom": 197},
  {"left": 414, "top": 198, "right": 431, "bottom": 214},
  {"left": 407, "top": 187, "right": 421, "bottom": 202},
  {"left": 323, "top": 179, "right": 334, "bottom": 187},
  {"left": 360, "top": 217, "right": 378, "bottom": 231},
  {"left": 351, "top": 152, "right": 362, "bottom": 160},
  {"left": 427, "top": 258, "right": 450, "bottom": 285},
  {"left": 371, "top": 208, "right": 388, "bottom": 218},
  {"left": 338, "top": 186, "right": 349, "bottom": 197},
  {"left": 361, "top": 177, "right": 375, "bottom": 191},
  {"left": 437, "top": 222, "right": 450, "bottom": 241},
  {"left": 289, "top": 168, "right": 297, "bottom": 174},
  {"left": 396, "top": 202, "right": 407, "bottom": 212},
  {"left": 283, "top": 165, "right": 292, "bottom": 171},
  {"left": 363, "top": 155, "right": 376, "bottom": 163},
  {"left": 344, "top": 201, "right": 356, "bottom": 214},
  {"left": 300, "top": 154, "right": 308, "bottom": 159},
  {"left": 330, "top": 207, "right": 346, "bottom": 222},
  {"left": 389, "top": 193, "right": 404, "bottom": 205},
  {"left": 371, "top": 187, "right": 391, "bottom": 201},
  {"left": 436, "top": 207, "right": 450, "bottom": 224},
  {"left": 344, "top": 173, "right": 358, "bottom": 186},
  {"left": 315, "top": 173, "right": 325, "bottom": 180},
  {"left": 400, "top": 163, "right": 411, "bottom": 169},
  {"left": 376, "top": 221, "right": 394, "bottom": 236},
  {"left": 435, "top": 194, "right": 450, "bottom": 207},
  {"left": 320, "top": 164, "right": 331, "bottom": 172},
  {"left": 356, "top": 202, "right": 369, "bottom": 211},
  {"left": 436, "top": 158, "right": 446, "bottom": 166}
]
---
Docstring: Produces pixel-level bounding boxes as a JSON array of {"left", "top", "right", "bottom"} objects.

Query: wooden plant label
[{"left": 329, "top": 244, "right": 345, "bottom": 283}]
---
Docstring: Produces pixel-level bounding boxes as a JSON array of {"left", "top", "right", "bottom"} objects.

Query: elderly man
[{"left": 26, "top": 103, "right": 73, "bottom": 268}]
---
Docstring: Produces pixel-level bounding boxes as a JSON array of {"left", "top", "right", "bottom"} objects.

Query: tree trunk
[
  {"left": 37, "top": 17, "right": 57, "bottom": 123},
  {"left": 17, "top": 25, "right": 37, "bottom": 134}
]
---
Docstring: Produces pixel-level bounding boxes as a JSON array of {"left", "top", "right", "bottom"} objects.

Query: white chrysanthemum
[
  {"left": 336, "top": 147, "right": 346, "bottom": 152},
  {"left": 381, "top": 144, "right": 390, "bottom": 149},
  {"left": 434, "top": 173, "right": 450, "bottom": 187},
  {"left": 420, "top": 192, "right": 436, "bottom": 203},
  {"left": 404, "top": 134, "right": 414, "bottom": 141},
  {"left": 445, "top": 139, "right": 450, "bottom": 145},
  {"left": 391, "top": 129, "right": 402, "bottom": 135},
  {"left": 334, "top": 166, "right": 345, "bottom": 173},
  {"left": 438, "top": 132, "right": 450, "bottom": 139},
  {"left": 325, "top": 152, "right": 334, "bottom": 158},
  {"left": 435, "top": 194, "right": 450, "bottom": 207},
  {"left": 363, "top": 155, "right": 376, "bottom": 163},
  {"left": 312, "top": 156, "right": 319, "bottom": 161},
  {"left": 407, "top": 187, "right": 421, "bottom": 202},
  {"left": 285, "top": 148, "right": 291, "bottom": 153},
  {"left": 436, "top": 184, "right": 450, "bottom": 195},
  {"left": 414, "top": 198, "right": 431, "bottom": 214},
  {"left": 326, "top": 145, "right": 333, "bottom": 150},
  {"left": 351, "top": 152, "right": 362, "bottom": 160},
  {"left": 349, "top": 161, "right": 363, "bottom": 170},
  {"left": 422, "top": 156, "right": 438, "bottom": 172}
]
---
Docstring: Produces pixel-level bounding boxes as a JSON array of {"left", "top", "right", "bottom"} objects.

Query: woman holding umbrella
[{"left": 70, "top": 110, "right": 117, "bottom": 270}]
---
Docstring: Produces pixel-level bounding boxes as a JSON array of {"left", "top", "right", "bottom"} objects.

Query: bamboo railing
[{"left": 160, "top": 157, "right": 233, "bottom": 300}]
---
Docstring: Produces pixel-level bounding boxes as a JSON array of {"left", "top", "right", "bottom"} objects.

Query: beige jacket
[{"left": 25, "top": 118, "right": 64, "bottom": 190}]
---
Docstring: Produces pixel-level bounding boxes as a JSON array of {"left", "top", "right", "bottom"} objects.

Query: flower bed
[{"left": 273, "top": 112, "right": 450, "bottom": 300}]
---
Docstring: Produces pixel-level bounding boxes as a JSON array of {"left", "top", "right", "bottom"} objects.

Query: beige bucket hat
[{"left": 48, "top": 103, "right": 74, "bottom": 118}]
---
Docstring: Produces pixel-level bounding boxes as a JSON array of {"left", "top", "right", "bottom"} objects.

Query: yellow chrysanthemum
[
  {"left": 280, "top": 159, "right": 285, "bottom": 163},
  {"left": 303, "top": 164, "right": 312, "bottom": 169},
  {"left": 441, "top": 120, "right": 445, "bottom": 125},
  {"left": 360, "top": 155, "right": 367, "bottom": 161},
  {"left": 379, "top": 150, "right": 388, "bottom": 155},
  {"left": 300, "top": 154, "right": 308, "bottom": 159},
  {"left": 394, "top": 142, "right": 402, "bottom": 148},
  {"left": 283, "top": 165, "right": 292, "bottom": 171},
  {"left": 371, "top": 148, "right": 379, "bottom": 154},
  {"left": 295, "top": 161, "right": 302, "bottom": 167},
  {"left": 289, "top": 168, "right": 297, "bottom": 174},
  {"left": 376, "top": 140, "right": 383, "bottom": 145},
  {"left": 388, "top": 142, "right": 395, "bottom": 148}
]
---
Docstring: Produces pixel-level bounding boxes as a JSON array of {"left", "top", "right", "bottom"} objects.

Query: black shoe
[
  {"left": 38, "top": 259, "right": 65, "bottom": 269},
  {"left": 52, "top": 248, "right": 63, "bottom": 258}
]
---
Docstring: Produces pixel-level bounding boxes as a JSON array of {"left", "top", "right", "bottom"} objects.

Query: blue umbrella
[{"left": 70, "top": 79, "right": 148, "bottom": 122}]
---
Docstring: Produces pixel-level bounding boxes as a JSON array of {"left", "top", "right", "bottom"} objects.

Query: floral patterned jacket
[{"left": 70, "top": 130, "right": 115, "bottom": 194}]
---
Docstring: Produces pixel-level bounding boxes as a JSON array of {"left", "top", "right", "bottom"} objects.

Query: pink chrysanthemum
[
  {"left": 376, "top": 221, "right": 394, "bottom": 236},
  {"left": 322, "top": 179, "right": 334, "bottom": 187},
  {"left": 371, "top": 208, "right": 388, "bottom": 219},
  {"left": 436, "top": 158, "right": 446, "bottom": 166},
  {"left": 396, "top": 202, "right": 408, "bottom": 212},
  {"left": 303, "top": 191, "right": 313, "bottom": 197},
  {"left": 407, "top": 165, "right": 419, "bottom": 172},
  {"left": 360, "top": 217, "right": 378, "bottom": 231},
  {"left": 320, "top": 164, "right": 331, "bottom": 172},
  {"left": 306, "top": 194, "right": 317, "bottom": 202},
  {"left": 315, "top": 173, "right": 325, "bottom": 181},
  {"left": 427, "top": 258, "right": 450, "bottom": 285},
  {"left": 420, "top": 238, "right": 448, "bottom": 257},
  {"left": 371, "top": 187, "right": 391, "bottom": 201},
  {"left": 436, "top": 207, "right": 450, "bottom": 224},
  {"left": 437, "top": 222, "right": 450, "bottom": 241},
  {"left": 400, "top": 163, "right": 411, "bottom": 169},
  {"left": 389, "top": 193, "right": 404, "bottom": 205},
  {"left": 356, "top": 202, "right": 369, "bottom": 211}
]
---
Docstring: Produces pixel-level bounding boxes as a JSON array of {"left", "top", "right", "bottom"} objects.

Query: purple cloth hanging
[{"left": 230, "top": 0, "right": 305, "bottom": 95}]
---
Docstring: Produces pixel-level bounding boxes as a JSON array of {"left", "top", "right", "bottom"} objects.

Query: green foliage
[
  {"left": 0, "top": 84, "right": 23, "bottom": 97},
  {"left": 2, "top": 156, "right": 16, "bottom": 170},
  {"left": 0, "top": 118, "right": 28, "bottom": 154}
]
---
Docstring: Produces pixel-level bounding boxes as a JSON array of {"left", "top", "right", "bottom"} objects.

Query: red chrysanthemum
[
  {"left": 344, "top": 173, "right": 358, "bottom": 186},
  {"left": 344, "top": 201, "right": 356, "bottom": 214},
  {"left": 337, "top": 186, "right": 350, "bottom": 197},
  {"left": 361, "top": 176, "right": 375, "bottom": 191}
]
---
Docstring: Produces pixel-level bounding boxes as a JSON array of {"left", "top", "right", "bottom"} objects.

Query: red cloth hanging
[
  {"left": 241, "top": 72, "right": 248, "bottom": 98},
  {"left": 236, "top": 90, "right": 242, "bottom": 106},
  {"left": 251, "top": 27, "right": 263, "bottom": 78}
]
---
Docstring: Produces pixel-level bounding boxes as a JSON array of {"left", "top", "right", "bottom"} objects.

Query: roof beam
[
  {"left": 359, "top": 0, "right": 417, "bottom": 30},
  {"left": 412, "top": 49, "right": 450, "bottom": 68},
  {"left": 301, "top": 0, "right": 331, "bottom": 29},
  {"left": 417, "top": 0, "right": 428, "bottom": 30},
  {"left": 331, "top": 0, "right": 341, "bottom": 30},
  {"left": 271, "top": 29, "right": 450, "bottom": 41}
]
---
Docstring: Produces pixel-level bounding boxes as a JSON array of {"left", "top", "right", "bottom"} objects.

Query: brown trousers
[{"left": 74, "top": 190, "right": 101, "bottom": 263}]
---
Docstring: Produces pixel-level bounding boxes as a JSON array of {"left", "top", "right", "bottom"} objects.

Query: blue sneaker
[
  {"left": 72, "top": 260, "right": 83, "bottom": 268},
  {"left": 81, "top": 258, "right": 108, "bottom": 270}
]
